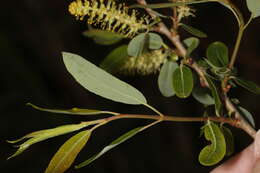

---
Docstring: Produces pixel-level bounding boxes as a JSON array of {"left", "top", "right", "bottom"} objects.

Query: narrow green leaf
[
  {"left": 246, "top": 0, "right": 260, "bottom": 18},
  {"left": 181, "top": 24, "right": 207, "bottom": 38},
  {"left": 130, "top": 0, "right": 213, "bottom": 9},
  {"left": 234, "top": 77, "right": 260, "bottom": 95},
  {"left": 7, "top": 123, "right": 95, "bottom": 159},
  {"left": 100, "top": 45, "right": 128, "bottom": 73},
  {"left": 238, "top": 106, "right": 255, "bottom": 128},
  {"left": 62, "top": 52, "right": 147, "bottom": 105},
  {"left": 27, "top": 103, "right": 118, "bottom": 116},
  {"left": 76, "top": 127, "right": 142, "bottom": 168},
  {"left": 221, "top": 126, "right": 234, "bottom": 156},
  {"left": 45, "top": 130, "right": 92, "bottom": 173},
  {"left": 183, "top": 37, "right": 200, "bottom": 57},
  {"left": 158, "top": 60, "right": 178, "bottom": 97},
  {"left": 206, "top": 41, "right": 229, "bottom": 67},
  {"left": 192, "top": 86, "right": 215, "bottom": 105},
  {"left": 127, "top": 33, "right": 149, "bottom": 57},
  {"left": 205, "top": 76, "right": 222, "bottom": 116},
  {"left": 172, "top": 65, "right": 194, "bottom": 98},
  {"left": 83, "top": 29, "right": 124, "bottom": 45},
  {"left": 199, "top": 122, "right": 226, "bottom": 166}
]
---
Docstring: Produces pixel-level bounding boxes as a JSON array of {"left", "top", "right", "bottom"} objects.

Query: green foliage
[
  {"left": 127, "top": 33, "right": 163, "bottom": 57},
  {"left": 199, "top": 122, "right": 226, "bottom": 166},
  {"left": 181, "top": 24, "right": 207, "bottom": 38},
  {"left": 206, "top": 41, "right": 229, "bottom": 67},
  {"left": 238, "top": 106, "right": 255, "bottom": 128},
  {"left": 62, "top": 52, "right": 147, "bottom": 105},
  {"left": 234, "top": 77, "right": 260, "bottom": 95},
  {"left": 100, "top": 45, "right": 128, "bottom": 73},
  {"left": 45, "top": 130, "right": 92, "bottom": 173},
  {"left": 221, "top": 126, "right": 234, "bottom": 157},
  {"left": 172, "top": 65, "right": 194, "bottom": 98},
  {"left": 158, "top": 60, "right": 178, "bottom": 97},
  {"left": 83, "top": 29, "right": 124, "bottom": 45},
  {"left": 246, "top": 0, "right": 260, "bottom": 18},
  {"left": 183, "top": 37, "right": 200, "bottom": 57},
  {"left": 192, "top": 86, "right": 215, "bottom": 105},
  {"left": 76, "top": 127, "right": 143, "bottom": 168}
]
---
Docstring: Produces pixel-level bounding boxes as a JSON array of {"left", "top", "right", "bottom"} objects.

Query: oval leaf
[
  {"left": 148, "top": 33, "right": 163, "bottom": 50},
  {"left": 100, "top": 45, "right": 128, "bottom": 73},
  {"left": 199, "top": 122, "right": 226, "bottom": 166},
  {"left": 181, "top": 24, "right": 207, "bottom": 38},
  {"left": 27, "top": 103, "right": 118, "bottom": 116},
  {"left": 45, "top": 130, "right": 92, "bottom": 173},
  {"left": 183, "top": 37, "right": 200, "bottom": 57},
  {"left": 62, "top": 52, "right": 147, "bottom": 105},
  {"left": 234, "top": 77, "right": 260, "bottom": 95},
  {"left": 76, "top": 127, "right": 142, "bottom": 168},
  {"left": 172, "top": 65, "right": 194, "bottom": 98},
  {"left": 206, "top": 41, "right": 229, "bottom": 67},
  {"left": 83, "top": 29, "right": 124, "bottom": 45},
  {"left": 158, "top": 60, "right": 178, "bottom": 97},
  {"left": 127, "top": 33, "right": 149, "bottom": 57},
  {"left": 246, "top": 0, "right": 260, "bottom": 18},
  {"left": 192, "top": 86, "right": 215, "bottom": 105}
]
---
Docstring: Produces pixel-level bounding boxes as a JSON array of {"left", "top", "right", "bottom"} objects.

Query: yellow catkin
[
  {"left": 68, "top": 0, "right": 148, "bottom": 37},
  {"left": 120, "top": 50, "right": 166, "bottom": 75}
]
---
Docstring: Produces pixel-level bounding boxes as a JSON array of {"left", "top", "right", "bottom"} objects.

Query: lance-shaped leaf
[
  {"left": 238, "top": 106, "right": 255, "bottom": 128},
  {"left": 83, "top": 29, "right": 124, "bottom": 45},
  {"left": 7, "top": 121, "right": 99, "bottom": 159},
  {"left": 205, "top": 76, "right": 222, "bottom": 116},
  {"left": 181, "top": 24, "right": 207, "bottom": 38},
  {"left": 76, "top": 127, "right": 142, "bottom": 168},
  {"left": 100, "top": 45, "right": 128, "bottom": 74},
  {"left": 206, "top": 41, "right": 229, "bottom": 67},
  {"left": 246, "top": 0, "right": 260, "bottom": 18},
  {"left": 45, "top": 130, "right": 92, "bottom": 173},
  {"left": 199, "top": 122, "right": 226, "bottom": 166},
  {"left": 27, "top": 103, "right": 118, "bottom": 116},
  {"left": 183, "top": 37, "right": 200, "bottom": 57},
  {"left": 158, "top": 60, "right": 178, "bottom": 97},
  {"left": 62, "top": 52, "right": 147, "bottom": 105},
  {"left": 172, "top": 65, "right": 194, "bottom": 98},
  {"left": 234, "top": 77, "right": 260, "bottom": 95},
  {"left": 221, "top": 126, "right": 234, "bottom": 156}
]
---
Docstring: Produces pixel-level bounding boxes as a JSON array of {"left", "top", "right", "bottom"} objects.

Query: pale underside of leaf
[{"left": 62, "top": 52, "right": 147, "bottom": 105}]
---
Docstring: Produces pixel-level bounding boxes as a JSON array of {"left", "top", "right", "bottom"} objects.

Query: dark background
[{"left": 0, "top": 0, "right": 260, "bottom": 173}]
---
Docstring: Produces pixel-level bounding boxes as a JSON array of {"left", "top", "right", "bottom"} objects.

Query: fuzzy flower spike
[{"left": 68, "top": 0, "right": 149, "bottom": 37}]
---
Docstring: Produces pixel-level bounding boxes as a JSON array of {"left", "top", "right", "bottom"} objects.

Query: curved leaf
[
  {"left": 100, "top": 45, "right": 128, "bottom": 73},
  {"left": 181, "top": 24, "right": 207, "bottom": 38},
  {"left": 27, "top": 103, "right": 118, "bottom": 116},
  {"left": 62, "top": 52, "right": 147, "bottom": 105},
  {"left": 238, "top": 106, "right": 255, "bottom": 128},
  {"left": 76, "top": 127, "right": 142, "bottom": 168},
  {"left": 7, "top": 122, "right": 96, "bottom": 159},
  {"left": 172, "top": 65, "right": 194, "bottom": 98},
  {"left": 199, "top": 122, "right": 226, "bottom": 166},
  {"left": 206, "top": 41, "right": 229, "bottom": 67},
  {"left": 83, "top": 29, "right": 124, "bottom": 45},
  {"left": 45, "top": 130, "right": 91, "bottom": 173},
  {"left": 234, "top": 77, "right": 260, "bottom": 95},
  {"left": 221, "top": 126, "right": 234, "bottom": 156},
  {"left": 158, "top": 60, "right": 178, "bottom": 97}
]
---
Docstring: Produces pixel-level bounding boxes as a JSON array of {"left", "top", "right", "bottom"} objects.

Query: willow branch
[{"left": 136, "top": 0, "right": 257, "bottom": 139}]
